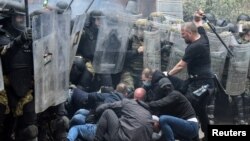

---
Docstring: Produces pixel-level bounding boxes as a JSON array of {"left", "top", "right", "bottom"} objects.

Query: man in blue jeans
[
  {"left": 67, "top": 109, "right": 96, "bottom": 141},
  {"left": 67, "top": 88, "right": 148, "bottom": 141},
  {"left": 149, "top": 77, "right": 199, "bottom": 141}
]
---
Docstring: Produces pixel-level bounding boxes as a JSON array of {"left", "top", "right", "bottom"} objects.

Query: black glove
[{"left": 21, "top": 28, "right": 32, "bottom": 41}]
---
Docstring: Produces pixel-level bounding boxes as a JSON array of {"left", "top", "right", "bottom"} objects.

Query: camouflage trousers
[{"left": 120, "top": 69, "right": 143, "bottom": 90}]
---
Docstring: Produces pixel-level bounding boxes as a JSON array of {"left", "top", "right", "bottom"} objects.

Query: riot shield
[
  {"left": 28, "top": 0, "right": 44, "bottom": 14},
  {"left": 0, "top": 59, "right": 4, "bottom": 91},
  {"left": 93, "top": 13, "right": 131, "bottom": 74},
  {"left": 46, "top": 0, "right": 93, "bottom": 18},
  {"left": 70, "top": 14, "right": 87, "bottom": 67},
  {"left": 166, "top": 31, "right": 188, "bottom": 79},
  {"left": 0, "top": 0, "right": 24, "bottom": 11},
  {"left": 32, "top": 11, "right": 71, "bottom": 113},
  {"left": 143, "top": 30, "right": 161, "bottom": 70},
  {"left": 226, "top": 44, "right": 250, "bottom": 96},
  {"left": 207, "top": 32, "right": 231, "bottom": 80},
  {"left": 152, "top": 22, "right": 172, "bottom": 43},
  {"left": 156, "top": 0, "right": 183, "bottom": 20}
]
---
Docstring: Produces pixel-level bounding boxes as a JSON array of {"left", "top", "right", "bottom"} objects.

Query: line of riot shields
[{"left": 1, "top": 0, "right": 250, "bottom": 125}]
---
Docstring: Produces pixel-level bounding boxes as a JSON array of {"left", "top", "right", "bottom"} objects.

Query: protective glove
[{"left": 21, "top": 28, "right": 32, "bottom": 41}]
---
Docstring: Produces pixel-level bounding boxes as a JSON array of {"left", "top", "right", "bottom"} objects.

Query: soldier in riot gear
[
  {"left": 147, "top": 11, "right": 173, "bottom": 71},
  {"left": 30, "top": 3, "right": 71, "bottom": 140},
  {"left": 120, "top": 18, "right": 148, "bottom": 94},
  {"left": 71, "top": 10, "right": 114, "bottom": 92},
  {"left": 0, "top": 8, "right": 37, "bottom": 141},
  {"left": 148, "top": 12, "right": 166, "bottom": 23}
]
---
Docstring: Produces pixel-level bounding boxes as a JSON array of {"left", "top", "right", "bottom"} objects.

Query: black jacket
[{"left": 149, "top": 90, "right": 196, "bottom": 120}]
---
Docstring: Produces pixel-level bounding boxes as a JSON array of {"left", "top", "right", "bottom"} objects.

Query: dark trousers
[{"left": 94, "top": 109, "right": 120, "bottom": 141}]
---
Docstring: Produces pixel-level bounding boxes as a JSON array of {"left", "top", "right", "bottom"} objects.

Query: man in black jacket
[{"left": 149, "top": 77, "right": 199, "bottom": 141}]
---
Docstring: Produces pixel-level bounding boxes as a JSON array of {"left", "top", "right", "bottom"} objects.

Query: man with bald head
[
  {"left": 133, "top": 88, "right": 146, "bottom": 100},
  {"left": 94, "top": 87, "right": 153, "bottom": 141},
  {"left": 164, "top": 10, "right": 215, "bottom": 141}
]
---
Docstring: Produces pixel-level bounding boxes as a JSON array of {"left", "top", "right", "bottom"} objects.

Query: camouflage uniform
[{"left": 120, "top": 19, "right": 148, "bottom": 90}]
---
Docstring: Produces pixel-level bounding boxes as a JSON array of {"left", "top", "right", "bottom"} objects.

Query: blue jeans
[
  {"left": 159, "top": 115, "right": 199, "bottom": 141},
  {"left": 68, "top": 109, "right": 96, "bottom": 141},
  {"left": 67, "top": 124, "right": 97, "bottom": 141},
  {"left": 70, "top": 109, "right": 90, "bottom": 127}
]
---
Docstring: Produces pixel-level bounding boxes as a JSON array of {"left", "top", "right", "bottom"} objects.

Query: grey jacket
[{"left": 96, "top": 98, "right": 153, "bottom": 141}]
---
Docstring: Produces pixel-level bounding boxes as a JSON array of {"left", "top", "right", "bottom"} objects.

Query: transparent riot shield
[
  {"left": 152, "top": 22, "right": 172, "bottom": 43},
  {"left": 93, "top": 14, "right": 131, "bottom": 74},
  {"left": 207, "top": 32, "right": 231, "bottom": 80},
  {"left": 47, "top": 0, "right": 93, "bottom": 18},
  {"left": 70, "top": 14, "right": 86, "bottom": 67},
  {"left": 28, "top": 0, "right": 44, "bottom": 14},
  {"left": 143, "top": 30, "right": 161, "bottom": 70},
  {"left": 166, "top": 31, "right": 188, "bottom": 79},
  {"left": 156, "top": 0, "right": 183, "bottom": 20},
  {"left": 226, "top": 44, "right": 250, "bottom": 96},
  {"left": 0, "top": 59, "right": 4, "bottom": 91},
  {"left": 0, "top": 0, "right": 24, "bottom": 11},
  {"left": 32, "top": 11, "right": 71, "bottom": 113}
]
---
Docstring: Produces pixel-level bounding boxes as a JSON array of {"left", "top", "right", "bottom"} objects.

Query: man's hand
[
  {"left": 137, "top": 46, "right": 144, "bottom": 54},
  {"left": 21, "top": 28, "right": 32, "bottom": 41},
  {"left": 193, "top": 9, "right": 204, "bottom": 27}
]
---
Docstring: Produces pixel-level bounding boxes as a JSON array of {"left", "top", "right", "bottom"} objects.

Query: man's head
[
  {"left": 11, "top": 9, "right": 26, "bottom": 31},
  {"left": 115, "top": 83, "right": 128, "bottom": 96},
  {"left": 141, "top": 68, "right": 153, "bottom": 87},
  {"left": 181, "top": 22, "right": 199, "bottom": 44},
  {"left": 133, "top": 88, "right": 146, "bottom": 101},
  {"left": 134, "top": 18, "right": 150, "bottom": 40},
  {"left": 88, "top": 10, "right": 103, "bottom": 28}
]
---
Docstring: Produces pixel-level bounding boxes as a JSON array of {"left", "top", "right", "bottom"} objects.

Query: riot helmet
[
  {"left": 227, "top": 23, "right": 237, "bottom": 33},
  {"left": 216, "top": 19, "right": 229, "bottom": 27},
  {"left": 237, "top": 13, "right": 250, "bottom": 22},
  {"left": 88, "top": 10, "right": 104, "bottom": 28},
  {"left": 134, "top": 18, "right": 150, "bottom": 40},
  {"left": 148, "top": 12, "right": 166, "bottom": 23},
  {"left": 11, "top": 9, "right": 26, "bottom": 31},
  {"left": 205, "top": 13, "right": 216, "bottom": 25},
  {"left": 56, "top": 1, "right": 69, "bottom": 14}
]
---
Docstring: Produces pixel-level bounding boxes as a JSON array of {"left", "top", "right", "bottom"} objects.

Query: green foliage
[{"left": 183, "top": 0, "right": 250, "bottom": 22}]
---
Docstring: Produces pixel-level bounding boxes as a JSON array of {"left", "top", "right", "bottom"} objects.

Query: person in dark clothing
[
  {"left": 94, "top": 88, "right": 153, "bottom": 141},
  {"left": 148, "top": 77, "right": 199, "bottom": 141},
  {"left": 164, "top": 10, "right": 215, "bottom": 141},
  {"left": 0, "top": 10, "right": 37, "bottom": 141},
  {"left": 67, "top": 88, "right": 147, "bottom": 141},
  {"left": 70, "top": 10, "right": 113, "bottom": 92}
]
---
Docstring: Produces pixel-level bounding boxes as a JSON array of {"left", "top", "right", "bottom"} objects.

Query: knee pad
[{"left": 17, "top": 125, "right": 38, "bottom": 141}]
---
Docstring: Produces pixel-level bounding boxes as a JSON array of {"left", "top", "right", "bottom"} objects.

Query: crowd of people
[{"left": 0, "top": 1, "right": 250, "bottom": 141}]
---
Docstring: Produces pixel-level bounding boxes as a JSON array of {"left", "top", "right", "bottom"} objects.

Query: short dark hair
[
  {"left": 116, "top": 83, "right": 128, "bottom": 95},
  {"left": 182, "top": 22, "right": 198, "bottom": 34}
]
